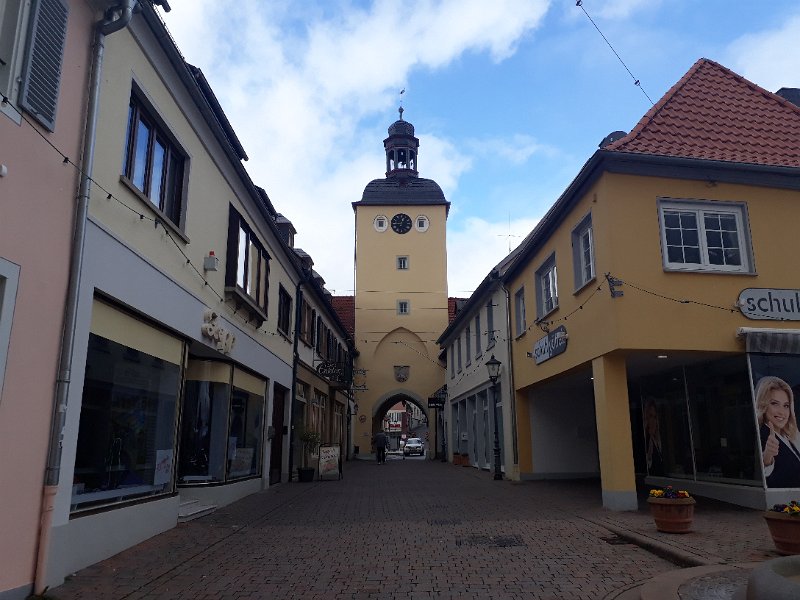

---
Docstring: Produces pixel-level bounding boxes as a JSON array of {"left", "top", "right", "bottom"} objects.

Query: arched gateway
[{"left": 351, "top": 109, "right": 450, "bottom": 458}]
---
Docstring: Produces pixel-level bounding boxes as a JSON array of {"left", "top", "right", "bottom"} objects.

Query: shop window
[
  {"left": 278, "top": 285, "right": 292, "bottom": 336},
  {"left": 658, "top": 198, "right": 752, "bottom": 273},
  {"left": 225, "top": 206, "right": 270, "bottom": 326},
  {"left": 535, "top": 254, "right": 558, "bottom": 319},
  {"left": 571, "top": 213, "right": 595, "bottom": 290},
  {"left": 1, "top": 0, "right": 68, "bottom": 131},
  {"left": 514, "top": 287, "right": 526, "bottom": 337},
  {"left": 122, "top": 91, "right": 187, "bottom": 227},
  {"left": 227, "top": 385, "right": 264, "bottom": 479},
  {"left": 72, "top": 332, "right": 182, "bottom": 512},
  {"left": 0, "top": 258, "right": 19, "bottom": 402},
  {"left": 179, "top": 361, "right": 231, "bottom": 483}
]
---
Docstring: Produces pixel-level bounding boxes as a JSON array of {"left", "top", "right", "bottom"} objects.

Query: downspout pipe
[
  {"left": 35, "top": 2, "right": 137, "bottom": 593},
  {"left": 500, "top": 279, "right": 519, "bottom": 467}
]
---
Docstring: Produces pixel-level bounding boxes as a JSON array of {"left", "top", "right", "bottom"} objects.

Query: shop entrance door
[{"left": 269, "top": 385, "right": 287, "bottom": 485}]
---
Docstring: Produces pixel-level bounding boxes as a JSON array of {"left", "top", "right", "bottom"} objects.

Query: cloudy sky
[{"left": 159, "top": 0, "right": 800, "bottom": 297}]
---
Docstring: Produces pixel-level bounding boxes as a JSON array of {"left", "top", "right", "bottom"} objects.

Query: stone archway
[{"left": 372, "top": 392, "right": 430, "bottom": 454}]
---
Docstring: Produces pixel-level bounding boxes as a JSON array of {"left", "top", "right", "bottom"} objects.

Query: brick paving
[{"left": 44, "top": 458, "right": 777, "bottom": 600}]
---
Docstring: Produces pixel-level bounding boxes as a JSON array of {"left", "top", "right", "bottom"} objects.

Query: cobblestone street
[{"left": 46, "top": 458, "right": 775, "bottom": 600}]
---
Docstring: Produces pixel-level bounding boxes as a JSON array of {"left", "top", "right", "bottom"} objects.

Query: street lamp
[{"left": 486, "top": 354, "right": 502, "bottom": 481}]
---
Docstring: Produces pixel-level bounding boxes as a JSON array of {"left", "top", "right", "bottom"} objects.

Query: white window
[
  {"left": 1, "top": 0, "right": 69, "bottom": 131},
  {"left": 514, "top": 287, "right": 526, "bottom": 336},
  {"left": 658, "top": 199, "right": 752, "bottom": 273},
  {"left": 465, "top": 325, "right": 471, "bottom": 365},
  {"left": 536, "top": 254, "right": 558, "bottom": 318},
  {"left": 397, "top": 256, "right": 409, "bottom": 270},
  {"left": 374, "top": 215, "right": 388, "bottom": 232},
  {"left": 415, "top": 215, "right": 429, "bottom": 232},
  {"left": 572, "top": 213, "right": 595, "bottom": 289},
  {"left": 397, "top": 300, "right": 409, "bottom": 315},
  {"left": 474, "top": 314, "right": 481, "bottom": 357},
  {"left": 0, "top": 257, "right": 20, "bottom": 402},
  {"left": 486, "top": 301, "right": 495, "bottom": 348}
]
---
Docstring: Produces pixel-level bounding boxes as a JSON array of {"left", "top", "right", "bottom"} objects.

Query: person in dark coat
[
  {"left": 756, "top": 376, "right": 800, "bottom": 488},
  {"left": 373, "top": 430, "right": 389, "bottom": 464}
]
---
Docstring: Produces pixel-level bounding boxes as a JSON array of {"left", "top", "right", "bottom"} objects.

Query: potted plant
[
  {"left": 765, "top": 501, "right": 800, "bottom": 555},
  {"left": 297, "top": 427, "right": 321, "bottom": 482},
  {"left": 647, "top": 486, "right": 696, "bottom": 533}
]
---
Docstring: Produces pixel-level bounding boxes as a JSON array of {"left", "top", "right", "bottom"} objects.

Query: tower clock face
[{"left": 391, "top": 213, "right": 412, "bottom": 234}]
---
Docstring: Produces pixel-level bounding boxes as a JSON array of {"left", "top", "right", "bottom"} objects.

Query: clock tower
[{"left": 351, "top": 109, "right": 450, "bottom": 457}]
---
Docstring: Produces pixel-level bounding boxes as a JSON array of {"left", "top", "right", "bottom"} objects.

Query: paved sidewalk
[{"left": 44, "top": 458, "right": 778, "bottom": 600}]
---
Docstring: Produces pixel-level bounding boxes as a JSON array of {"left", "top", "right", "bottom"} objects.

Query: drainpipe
[
  {"left": 34, "top": 2, "right": 137, "bottom": 593},
  {"left": 500, "top": 279, "right": 519, "bottom": 467}
]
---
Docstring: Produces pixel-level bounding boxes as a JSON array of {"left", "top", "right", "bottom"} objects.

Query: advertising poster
[
  {"left": 318, "top": 445, "right": 341, "bottom": 480},
  {"left": 750, "top": 354, "right": 800, "bottom": 489}
]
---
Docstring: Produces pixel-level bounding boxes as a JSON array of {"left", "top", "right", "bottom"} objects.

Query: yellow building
[
  {"left": 351, "top": 110, "right": 449, "bottom": 457},
  {"left": 504, "top": 59, "right": 800, "bottom": 510}
]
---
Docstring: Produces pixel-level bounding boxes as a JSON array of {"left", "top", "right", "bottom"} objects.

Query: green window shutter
[{"left": 19, "top": 0, "right": 69, "bottom": 132}]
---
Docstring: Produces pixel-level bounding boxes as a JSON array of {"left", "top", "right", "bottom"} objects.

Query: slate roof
[
  {"left": 356, "top": 176, "right": 448, "bottom": 206},
  {"left": 330, "top": 296, "right": 355, "bottom": 338},
  {"left": 607, "top": 58, "right": 800, "bottom": 168}
]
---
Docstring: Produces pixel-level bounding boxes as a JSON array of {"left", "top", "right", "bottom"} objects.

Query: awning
[{"left": 737, "top": 327, "right": 800, "bottom": 354}]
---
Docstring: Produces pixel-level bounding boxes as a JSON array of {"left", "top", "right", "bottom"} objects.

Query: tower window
[
  {"left": 374, "top": 215, "right": 388, "bottom": 232},
  {"left": 397, "top": 256, "right": 409, "bottom": 270},
  {"left": 415, "top": 215, "right": 429, "bottom": 232},
  {"left": 397, "top": 300, "right": 410, "bottom": 315}
]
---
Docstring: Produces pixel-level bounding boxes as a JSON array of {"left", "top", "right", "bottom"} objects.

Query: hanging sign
[
  {"left": 738, "top": 289, "right": 800, "bottom": 321},
  {"left": 533, "top": 325, "right": 568, "bottom": 365}
]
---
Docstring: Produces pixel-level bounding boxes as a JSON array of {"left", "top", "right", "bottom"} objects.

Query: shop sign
[
  {"left": 317, "top": 361, "right": 345, "bottom": 381},
  {"left": 533, "top": 325, "right": 568, "bottom": 365},
  {"left": 738, "top": 288, "right": 800, "bottom": 321},
  {"left": 351, "top": 368, "right": 368, "bottom": 392},
  {"left": 428, "top": 397, "right": 445, "bottom": 409},
  {"left": 201, "top": 309, "right": 235, "bottom": 354}
]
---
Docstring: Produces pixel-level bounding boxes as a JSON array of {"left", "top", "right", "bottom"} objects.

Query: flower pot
[
  {"left": 764, "top": 512, "right": 800, "bottom": 555},
  {"left": 297, "top": 467, "right": 315, "bottom": 482},
  {"left": 647, "top": 497, "right": 696, "bottom": 533}
]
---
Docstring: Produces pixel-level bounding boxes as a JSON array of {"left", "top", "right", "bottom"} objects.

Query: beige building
[{"left": 351, "top": 111, "right": 449, "bottom": 457}]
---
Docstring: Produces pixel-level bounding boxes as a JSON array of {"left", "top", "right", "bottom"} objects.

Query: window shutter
[{"left": 19, "top": 0, "right": 69, "bottom": 132}]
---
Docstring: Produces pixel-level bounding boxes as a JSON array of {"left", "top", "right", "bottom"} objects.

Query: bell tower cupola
[{"left": 384, "top": 107, "right": 419, "bottom": 178}]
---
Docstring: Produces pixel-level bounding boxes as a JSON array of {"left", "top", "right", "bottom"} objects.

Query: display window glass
[
  {"left": 72, "top": 333, "right": 182, "bottom": 512},
  {"left": 179, "top": 361, "right": 231, "bottom": 483},
  {"left": 227, "top": 386, "right": 264, "bottom": 479}
]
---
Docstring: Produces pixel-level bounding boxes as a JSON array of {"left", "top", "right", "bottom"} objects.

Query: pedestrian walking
[{"left": 373, "top": 430, "right": 389, "bottom": 464}]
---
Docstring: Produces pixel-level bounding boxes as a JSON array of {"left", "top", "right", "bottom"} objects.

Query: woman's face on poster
[{"left": 764, "top": 387, "right": 792, "bottom": 432}]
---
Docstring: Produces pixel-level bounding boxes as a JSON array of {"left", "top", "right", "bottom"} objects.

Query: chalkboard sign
[{"left": 318, "top": 445, "right": 342, "bottom": 480}]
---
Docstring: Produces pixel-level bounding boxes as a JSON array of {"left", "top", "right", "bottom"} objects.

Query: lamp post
[{"left": 486, "top": 354, "right": 502, "bottom": 481}]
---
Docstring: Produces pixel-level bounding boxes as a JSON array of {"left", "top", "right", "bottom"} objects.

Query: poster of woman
[{"left": 750, "top": 355, "right": 800, "bottom": 489}]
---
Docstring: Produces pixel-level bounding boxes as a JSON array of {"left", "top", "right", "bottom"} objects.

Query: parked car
[{"left": 404, "top": 438, "right": 424, "bottom": 456}]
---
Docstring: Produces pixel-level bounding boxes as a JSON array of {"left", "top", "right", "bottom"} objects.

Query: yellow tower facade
[{"left": 352, "top": 110, "right": 449, "bottom": 457}]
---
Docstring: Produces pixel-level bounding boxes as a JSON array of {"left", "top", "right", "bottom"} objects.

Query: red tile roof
[
  {"left": 448, "top": 297, "right": 468, "bottom": 324},
  {"left": 607, "top": 58, "right": 800, "bottom": 168},
  {"left": 330, "top": 295, "right": 354, "bottom": 337}
]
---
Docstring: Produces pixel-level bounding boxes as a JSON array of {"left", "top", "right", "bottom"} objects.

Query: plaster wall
[{"left": 0, "top": 1, "right": 94, "bottom": 595}]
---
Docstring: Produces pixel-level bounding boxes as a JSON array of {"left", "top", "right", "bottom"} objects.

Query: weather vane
[{"left": 399, "top": 88, "right": 405, "bottom": 119}]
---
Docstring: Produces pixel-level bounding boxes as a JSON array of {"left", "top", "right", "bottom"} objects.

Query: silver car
[{"left": 403, "top": 437, "right": 424, "bottom": 456}]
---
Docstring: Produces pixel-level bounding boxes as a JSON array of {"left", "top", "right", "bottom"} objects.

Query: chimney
[{"left": 776, "top": 88, "right": 800, "bottom": 107}]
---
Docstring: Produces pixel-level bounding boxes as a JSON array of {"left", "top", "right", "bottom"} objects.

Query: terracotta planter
[
  {"left": 647, "top": 497, "right": 696, "bottom": 533},
  {"left": 764, "top": 511, "right": 800, "bottom": 555}
]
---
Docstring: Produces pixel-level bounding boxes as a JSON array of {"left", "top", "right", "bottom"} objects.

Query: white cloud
[
  {"left": 725, "top": 13, "right": 800, "bottom": 92},
  {"left": 447, "top": 216, "right": 540, "bottom": 296},
  {"left": 161, "top": 0, "right": 551, "bottom": 294}
]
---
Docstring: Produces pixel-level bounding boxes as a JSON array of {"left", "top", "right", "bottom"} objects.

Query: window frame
[
  {"left": 486, "top": 301, "right": 496, "bottom": 349},
  {"left": 535, "top": 253, "right": 558, "bottom": 319},
  {"left": 122, "top": 89, "right": 188, "bottom": 229},
  {"left": 474, "top": 314, "right": 481, "bottom": 357},
  {"left": 396, "top": 255, "right": 409, "bottom": 270},
  {"left": 571, "top": 213, "right": 595, "bottom": 291},
  {"left": 277, "top": 285, "right": 292, "bottom": 337},
  {"left": 465, "top": 324, "right": 472, "bottom": 365},
  {"left": 0, "top": 257, "right": 20, "bottom": 403},
  {"left": 397, "top": 300, "right": 410, "bottom": 315},
  {"left": 225, "top": 205, "right": 271, "bottom": 321},
  {"left": 514, "top": 286, "right": 526, "bottom": 337},
  {"left": 657, "top": 198, "right": 753, "bottom": 274}
]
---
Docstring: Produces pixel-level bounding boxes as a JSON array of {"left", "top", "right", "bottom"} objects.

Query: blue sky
[{"left": 160, "top": 0, "right": 800, "bottom": 296}]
